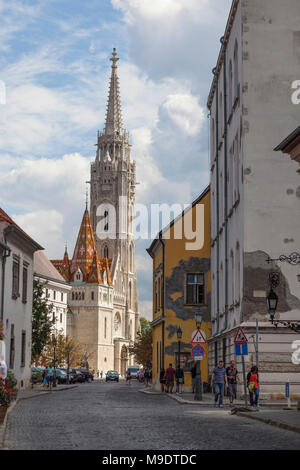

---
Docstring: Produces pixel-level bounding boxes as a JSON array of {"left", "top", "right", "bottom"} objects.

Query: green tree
[
  {"left": 31, "top": 279, "right": 55, "bottom": 364},
  {"left": 38, "top": 333, "right": 86, "bottom": 368},
  {"left": 129, "top": 318, "right": 152, "bottom": 368}
]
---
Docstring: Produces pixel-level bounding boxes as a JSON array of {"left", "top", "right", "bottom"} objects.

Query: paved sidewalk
[
  {"left": 234, "top": 408, "right": 300, "bottom": 434},
  {"left": 140, "top": 389, "right": 298, "bottom": 408}
]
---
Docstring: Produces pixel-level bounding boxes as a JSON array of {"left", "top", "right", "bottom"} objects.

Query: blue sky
[{"left": 0, "top": 0, "right": 232, "bottom": 319}]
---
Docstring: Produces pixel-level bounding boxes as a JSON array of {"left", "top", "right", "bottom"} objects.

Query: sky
[{"left": 0, "top": 0, "right": 233, "bottom": 320}]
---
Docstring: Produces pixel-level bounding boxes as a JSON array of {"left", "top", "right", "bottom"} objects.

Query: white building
[
  {"left": 208, "top": 0, "right": 300, "bottom": 395},
  {"left": 0, "top": 208, "right": 42, "bottom": 389},
  {"left": 34, "top": 250, "right": 71, "bottom": 337}
]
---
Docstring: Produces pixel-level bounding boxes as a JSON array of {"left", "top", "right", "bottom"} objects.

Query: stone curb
[
  {"left": 235, "top": 411, "right": 300, "bottom": 435},
  {"left": 0, "top": 385, "right": 78, "bottom": 449}
]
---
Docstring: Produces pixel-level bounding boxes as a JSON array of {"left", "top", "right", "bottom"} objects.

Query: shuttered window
[{"left": 185, "top": 273, "right": 205, "bottom": 305}]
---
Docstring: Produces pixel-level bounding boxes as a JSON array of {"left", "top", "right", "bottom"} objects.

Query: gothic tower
[{"left": 90, "top": 49, "right": 139, "bottom": 364}]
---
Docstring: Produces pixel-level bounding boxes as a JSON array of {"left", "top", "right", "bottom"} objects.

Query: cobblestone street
[{"left": 3, "top": 380, "right": 300, "bottom": 450}]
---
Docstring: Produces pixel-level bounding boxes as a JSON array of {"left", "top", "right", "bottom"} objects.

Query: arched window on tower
[
  {"left": 129, "top": 281, "right": 132, "bottom": 310},
  {"left": 104, "top": 245, "right": 109, "bottom": 258},
  {"left": 104, "top": 210, "right": 109, "bottom": 232}
]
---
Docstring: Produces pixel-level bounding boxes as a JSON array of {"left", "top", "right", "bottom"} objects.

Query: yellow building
[{"left": 147, "top": 186, "right": 211, "bottom": 391}]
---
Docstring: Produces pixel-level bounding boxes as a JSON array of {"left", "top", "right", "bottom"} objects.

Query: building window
[
  {"left": 185, "top": 274, "right": 205, "bottom": 305},
  {"left": 234, "top": 41, "right": 239, "bottom": 100},
  {"left": 21, "top": 331, "right": 26, "bottom": 367},
  {"left": 72, "top": 292, "right": 74, "bottom": 300},
  {"left": 53, "top": 291, "right": 56, "bottom": 300},
  {"left": 61, "top": 292, "right": 64, "bottom": 302},
  {"left": 104, "top": 245, "right": 109, "bottom": 258},
  {"left": 223, "top": 337, "right": 227, "bottom": 364},
  {"left": 91, "top": 291, "right": 94, "bottom": 300},
  {"left": 104, "top": 317, "right": 107, "bottom": 339},
  {"left": 22, "top": 264, "right": 28, "bottom": 303},
  {"left": 214, "top": 342, "right": 218, "bottom": 366},
  {"left": 12, "top": 257, "right": 20, "bottom": 299},
  {"left": 154, "top": 279, "right": 157, "bottom": 313},
  {"left": 60, "top": 313, "right": 62, "bottom": 323},
  {"left": 228, "top": 60, "right": 233, "bottom": 114},
  {"left": 46, "top": 288, "right": 49, "bottom": 298},
  {"left": 9, "top": 325, "right": 15, "bottom": 370}
]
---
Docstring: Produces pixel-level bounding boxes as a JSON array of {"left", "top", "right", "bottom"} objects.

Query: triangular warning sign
[
  {"left": 191, "top": 329, "right": 207, "bottom": 344},
  {"left": 234, "top": 327, "right": 248, "bottom": 344}
]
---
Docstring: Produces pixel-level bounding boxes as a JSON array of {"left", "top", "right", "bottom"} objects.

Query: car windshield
[{"left": 129, "top": 368, "right": 139, "bottom": 372}]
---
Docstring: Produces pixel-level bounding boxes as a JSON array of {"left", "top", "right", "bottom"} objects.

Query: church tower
[{"left": 90, "top": 49, "right": 139, "bottom": 366}]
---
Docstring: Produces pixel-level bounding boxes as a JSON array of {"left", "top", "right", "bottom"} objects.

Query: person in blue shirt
[{"left": 211, "top": 360, "right": 228, "bottom": 408}]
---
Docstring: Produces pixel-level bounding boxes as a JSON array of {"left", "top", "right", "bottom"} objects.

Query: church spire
[{"left": 105, "top": 48, "right": 123, "bottom": 135}]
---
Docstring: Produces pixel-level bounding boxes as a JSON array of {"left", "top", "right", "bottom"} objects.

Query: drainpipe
[
  {"left": 220, "top": 36, "right": 229, "bottom": 334},
  {"left": 0, "top": 238, "right": 11, "bottom": 322},
  {"left": 158, "top": 233, "right": 165, "bottom": 370},
  {"left": 212, "top": 67, "right": 220, "bottom": 336}
]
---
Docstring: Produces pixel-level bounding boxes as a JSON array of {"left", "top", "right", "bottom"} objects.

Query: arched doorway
[{"left": 121, "top": 345, "right": 128, "bottom": 377}]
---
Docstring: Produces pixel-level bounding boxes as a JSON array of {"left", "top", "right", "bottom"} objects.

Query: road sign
[
  {"left": 235, "top": 342, "right": 248, "bottom": 356},
  {"left": 234, "top": 327, "right": 248, "bottom": 345},
  {"left": 191, "top": 329, "right": 207, "bottom": 344},
  {"left": 191, "top": 344, "right": 205, "bottom": 358},
  {"left": 285, "top": 382, "right": 290, "bottom": 398}
]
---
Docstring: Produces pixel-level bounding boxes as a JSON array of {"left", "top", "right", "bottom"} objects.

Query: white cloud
[
  {"left": 13, "top": 209, "right": 64, "bottom": 257},
  {"left": 162, "top": 93, "right": 205, "bottom": 136}
]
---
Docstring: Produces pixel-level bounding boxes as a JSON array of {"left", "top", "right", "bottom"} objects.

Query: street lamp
[
  {"left": 194, "top": 311, "right": 203, "bottom": 401},
  {"left": 53, "top": 336, "right": 57, "bottom": 388},
  {"left": 67, "top": 345, "right": 71, "bottom": 384},
  {"left": 176, "top": 327, "right": 182, "bottom": 370}
]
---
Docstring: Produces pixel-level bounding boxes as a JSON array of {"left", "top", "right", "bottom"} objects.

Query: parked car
[
  {"left": 79, "top": 369, "right": 93, "bottom": 382},
  {"left": 67, "top": 368, "right": 86, "bottom": 383},
  {"left": 55, "top": 369, "right": 68, "bottom": 384},
  {"left": 126, "top": 366, "right": 140, "bottom": 379},
  {"left": 106, "top": 370, "right": 119, "bottom": 382}
]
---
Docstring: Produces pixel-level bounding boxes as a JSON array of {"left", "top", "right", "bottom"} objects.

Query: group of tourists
[
  {"left": 159, "top": 359, "right": 259, "bottom": 407},
  {"left": 211, "top": 359, "right": 259, "bottom": 408},
  {"left": 42, "top": 365, "right": 55, "bottom": 388},
  {"left": 159, "top": 363, "right": 184, "bottom": 394}
]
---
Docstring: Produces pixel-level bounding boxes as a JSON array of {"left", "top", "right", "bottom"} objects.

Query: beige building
[
  {"left": 52, "top": 49, "right": 139, "bottom": 375},
  {"left": 208, "top": 0, "right": 300, "bottom": 395}
]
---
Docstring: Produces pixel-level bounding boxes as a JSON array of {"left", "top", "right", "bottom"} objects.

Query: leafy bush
[{"left": 6, "top": 369, "right": 17, "bottom": 390}]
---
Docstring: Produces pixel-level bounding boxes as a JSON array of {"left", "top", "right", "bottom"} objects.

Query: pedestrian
[
  {"left": 144, "top": 369, "right": 149, "bottom": 387},
  {"left": 46, "top": 364, "right": 54, "bottom": 390},
  {"left": 211, "top": 360, "right": 228, "bottom": 408},
  {"left": 247, "top": 366, "right": 259, "bottom": 408},
  {"left": 165, "top": 363, "right": 175, "bottom": 393},
  {"left": 159, "top": 368, "right": 166, "bottom": 392},
  {"left": 42, "top": 368, "right": 47, "bottom": 387},
  {"left": 0, "top": 357, "right": 7, "bottom": 388},
  {"left": 175, "top": 365, "right": 184, "bottom": 394},
  {"left": 126, "top": 370, "right": 131, "bottom": 385},
  {"left": 191, "top": 363, "right": 196, "bottom": 393},
  {"left": 226, "top": 360, "right": 241, "bottom": 406},
  {"left": 100, "top": 370, "right": 103, "bottom": 379}
]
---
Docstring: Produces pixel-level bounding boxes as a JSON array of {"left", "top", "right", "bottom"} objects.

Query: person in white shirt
[{"left": 0, "top": 358, "right": 8, "bottom": 386}]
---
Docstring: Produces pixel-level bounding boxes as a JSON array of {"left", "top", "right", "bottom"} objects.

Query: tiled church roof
[{"left": 51, "top": 207, "right": 112, "bottom": 286}]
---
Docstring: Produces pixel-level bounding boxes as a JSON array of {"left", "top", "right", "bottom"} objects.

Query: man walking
[
  {"left": 165, "top": 363, "right": 175, "bottom": 393},
  {"left": 211, "top": 360, "right": 228, "bottom": 408},
  {"left": 226, "top": 360, "right": 241, "bottom": 406}
]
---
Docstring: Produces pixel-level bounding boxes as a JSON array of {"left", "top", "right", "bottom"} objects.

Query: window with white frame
[{"left": 185, "top": 273, "right": 205, "bottom": 305}]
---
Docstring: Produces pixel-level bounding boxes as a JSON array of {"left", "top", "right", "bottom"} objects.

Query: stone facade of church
[{"left": 52, "top": 50, "right": 139, "bottom": 376}]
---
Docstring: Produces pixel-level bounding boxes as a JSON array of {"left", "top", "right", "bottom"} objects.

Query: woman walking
[
  {"left": 159, "top": 368, "right": 166, "bottom": 392},
  {"left": 247, "top": 366, "right": 259, "bottom": 408}
]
